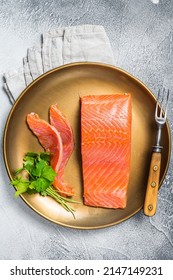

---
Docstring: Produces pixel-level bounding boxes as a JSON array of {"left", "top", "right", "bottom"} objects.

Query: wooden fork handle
[{"left": 144, "top": 152, "right": 161, "bottom": 216}]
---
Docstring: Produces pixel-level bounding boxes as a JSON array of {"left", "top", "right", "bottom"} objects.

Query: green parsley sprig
[{"left": 10, "top": 152, "right": 79, "bottom": 218}]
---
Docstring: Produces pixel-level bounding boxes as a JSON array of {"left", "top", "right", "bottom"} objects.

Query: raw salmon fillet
[
  {"left": 50, "top": 104, "right": 74, "bottom": 196},
  {"left": 81, "top": 94, "right": 132, "bottom": 208},
  {"left": 27, "top": 112, "right": 74, "bottom": 196}
]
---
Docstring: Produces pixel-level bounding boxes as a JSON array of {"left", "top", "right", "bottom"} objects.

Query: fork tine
[
  {"left": 155, "top": 89, "right": 160, "bottom": 119},
  {"left": 159, "top": 88, "right": 165, "bottom": 117},
  {"left": 164, "top": 89, "right": 169, "bottom": 119},
  {"left": 155, "top": 88, "right": 169, "bottom": 120}
]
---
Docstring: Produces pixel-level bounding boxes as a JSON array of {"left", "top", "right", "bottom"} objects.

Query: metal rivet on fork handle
[
  {"left": 151, "top": 182, "right": 156, "bottom": 187},
  {"left": 148, "top": 204, "right": 153, "bottom": 211},
  {"left": 153, "top": 165, "right": 158, "bottom": 171}
]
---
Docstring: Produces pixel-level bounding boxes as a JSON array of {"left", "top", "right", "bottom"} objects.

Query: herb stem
[{"left": 45, "top": 186, "right": 76, "bottom": 218}]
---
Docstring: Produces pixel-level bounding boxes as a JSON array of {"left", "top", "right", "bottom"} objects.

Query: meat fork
[{"left": 144, "top": 88, "right": 169, "bottom": 216}]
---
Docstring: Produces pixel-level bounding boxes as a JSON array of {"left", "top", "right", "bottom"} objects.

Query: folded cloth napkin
[{"left": 3, "top": 25, "right": 115, "bottom": 103}]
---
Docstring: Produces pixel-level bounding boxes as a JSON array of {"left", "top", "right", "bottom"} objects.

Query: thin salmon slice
[
  {"left": 27, "top": 113, "right": 63, "bottom": 173},
  {"left": 81, "top": 94, "right": 132, "bottom": 208},
  {"left": 50, "top": 104, "right": 74, "bottom": 196}
]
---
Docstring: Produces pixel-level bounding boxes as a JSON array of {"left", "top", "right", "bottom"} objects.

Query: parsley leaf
[
  {"left": 11, "top": 177, "right": 30, "bottom": 197},
  {"left": 40, "top": 152, "right": 51, "bottom": 163},
  {"left": 31, "top": 178, "right": 50, "bottom": 192},
  {"left": 31, "top": 160, "right": 47, "bottom": 177},
  {"left": 25, "top": 152, "right": 38, "bottom": 158},
  {"left": 42, "top": 166, "right": 57, "bottom": 182}
]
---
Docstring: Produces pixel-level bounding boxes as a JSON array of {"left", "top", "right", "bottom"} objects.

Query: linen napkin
[{"left": 3, "top": 25, "right": 115, "bottom": 103}]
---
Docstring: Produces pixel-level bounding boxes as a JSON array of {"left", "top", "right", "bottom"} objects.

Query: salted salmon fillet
[
  {"left": 81, "top": 94, "right": 132, "bottom": 208},
  {"left": 50, "top": 104, "right": 74, "bottom": 196},
  {"left": 27, "top": 111, "right": 74, "bottom": 196}
]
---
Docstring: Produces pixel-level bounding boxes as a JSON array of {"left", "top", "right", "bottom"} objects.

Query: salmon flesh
[{"left": 81, "top": 94, "right": 132, "bottom": 209}]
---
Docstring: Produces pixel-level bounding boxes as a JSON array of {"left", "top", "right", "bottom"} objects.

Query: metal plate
[{"left": 3, "top": 62, "right": 171, "bottom": 229}]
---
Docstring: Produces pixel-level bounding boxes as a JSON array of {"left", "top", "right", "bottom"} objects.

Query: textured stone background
[{"left": 0, "top": 0, "right": 173, "bottom": 260}]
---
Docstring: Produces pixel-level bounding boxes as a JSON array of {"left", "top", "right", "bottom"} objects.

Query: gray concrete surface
[{"left": 0, "top": 0, "right": 173, "bottom": 260}]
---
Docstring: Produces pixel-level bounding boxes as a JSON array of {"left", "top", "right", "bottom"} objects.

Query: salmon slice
[
  {"left": 49, "top": 104, "right": 74, "bottom": 196},
  {"left": 81, "top": 94, "right": 132, "bottom": 208},
  {"left": 27, "top": 109, "right": 74, "bottom": 197},
  {"left": 27, "top": 113, "right": 63, "bottom": 173}
]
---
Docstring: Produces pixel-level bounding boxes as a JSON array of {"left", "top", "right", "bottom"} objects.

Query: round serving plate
[{"left": 3, "top": 62, "right": 171, "bottom": 229}]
